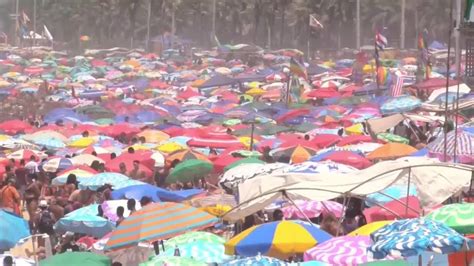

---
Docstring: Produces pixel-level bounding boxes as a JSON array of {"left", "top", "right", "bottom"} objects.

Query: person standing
[
  {"left": 25, "top": 155, "right": 39, "bottom": 183},
  {"left": 0, "top": 178, "right": 21, "bottom": 215}
]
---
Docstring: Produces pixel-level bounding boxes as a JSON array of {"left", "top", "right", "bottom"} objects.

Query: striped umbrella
[
  {"left": 155, "top": 242, "right": 232, "bottom": 263},
  {"left": 225, "top": 220, "right": 332, "bottom": 259},
  {"left": 105, "top": 202, "right": 218, "bottom": 250},
  {"left": 222, "top": 255, "right": 288, "bottom": 266},
  {"left": 270, "top": 145, "right": 318, "bottom": 164},
  {"left": 427, "top": 130, "right": 474, "bottom": 163},
  {"left": 425, "top": 203, "right": 474, "bottom": 234},
  {"left": 41, "top": 157, "right": 73, "bottom": 172},
  {"left": 165, "top": 150, "right": 210, "bottom": 166},
  {"left": 304, "top": 236, "right": 396, "bottom": 265},
  {"left": 140, "top": 256, "right": 206, "bottom": 266},
  {"left": 165, "top": 232, "right": 225, "bottom": 249},
  {"left": 282, "top": 200, "right": 344, "bottom": 219},
  {"left": 368, "top": 218, "right": 474, "bottom": 259}
]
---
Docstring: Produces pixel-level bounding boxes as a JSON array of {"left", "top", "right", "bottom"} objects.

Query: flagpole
[
  {"left": 356, "top": 0, "right": 360, "bottom": 49},
  {"left": 33, "top": 0, "right": 37, "bottom": 47},
  {"left": 374, "top": 37, "right": 380, "bottom": 93},
  {"left": 443, "top": 0, "right": 454, "bottom": 162},
  {"left": 286, "top": 74, "right": 292, "bottom": 107}
]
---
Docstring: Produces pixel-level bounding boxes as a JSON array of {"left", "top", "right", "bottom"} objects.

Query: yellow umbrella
[
  {"left": 156, "top": 142, "right": 186, "bottom": 153},
  {"left": 124, "top": 144, "right": 152, "bottom": 151},
  {"left": 245, "top": 87, "right": 266, "bottom": 96},
  {"left": 238, "top": 136, "right": 259, "bottom": 148},
  {"left": 0, "top": 134, "right": 11, "bottom": 142},
  {"left": 68, "top": 137, "right": 96, "bottom": 148},
  {"left": 137, "top": 129, "right": 170, "bottom": 144},
  {"left": 363, "top": 64, "right": 375, "bottom": 74},
  {"left": 247, "top": 81, "right": 262, "bottom": 89},
  {"left": 0, "top": 80, "right": 11, "bottom": 88},
  {"left": 200, "top": 204, "right": 232, "bottom": 217},
  {"left": 347, "top": 220, "right": 391, "bottom": 236},
  {"left": 345, "top": 123, "right": 364, "bottom": 135}
]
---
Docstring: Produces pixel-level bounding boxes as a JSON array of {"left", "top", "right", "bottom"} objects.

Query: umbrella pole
[
  {"left": 443, "top": 0, "right": 454, "bottom": 162},
  {"left": 249, "top": 122, "right": 255, "bottom": 151},
  {"left": 282, "top": 190, "right": 313, "bottom": 225},
  {"left": 405, "top": 167, "right": 412, "bottom": 217}
]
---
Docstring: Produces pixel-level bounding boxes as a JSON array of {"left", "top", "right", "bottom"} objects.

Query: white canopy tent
[{"left": 223, "top": 157, "right": 473, "bottom": 221}]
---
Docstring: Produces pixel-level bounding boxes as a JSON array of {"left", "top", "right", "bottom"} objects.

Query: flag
[
  {"left": 377, "top": 66, "right": 388, "bottom": 85},
  {"left": 465, "top": 0, "right": 474, "bottom": 21},
  {"left": 309, "top": 14, "right": 324, "bottom": 29},
  {"left": 375, "top": 32, "right": 388, "bottom": 51},
  {"left": 417, "top": 29, "right": 431, "bottom": 81},
  {"left": 390, "top": 72, "right": 404, "bottom": 97},
  {"left": 289, "top": 57, "right": 308, "bottom": 80},
  {"left": 290, "top": 76, "right": 303, "bottom": 103},
  {"left": 43, "top": 25, "right": 53, "bottom": 41}
]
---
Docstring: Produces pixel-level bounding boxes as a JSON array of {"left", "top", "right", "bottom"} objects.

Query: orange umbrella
[
  {"left": 137, "top": 129, "right": 170, "bottom": 143},
  {"left": 166, "top": 149, "right": 210, "bottom": 166},
  {"left": 366, "top": 143, "right": 417, "bottom": 160}
]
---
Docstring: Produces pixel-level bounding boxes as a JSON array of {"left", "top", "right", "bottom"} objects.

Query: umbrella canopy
[
  {"left": 426, "top": 130, "right": 474, "bottom": 163},
  {"left": 219, "top": 163, "right": 288, "bottom": 190},
  {"left": 154, "top": 241, "right": 231, "bottom": 263},
  {"left": 78, "top": 172, "right": 130, "bottom": 191},
  {"left": 54, "top": 204, "right": 115, "bottom": 237},
  {"left": 282, "top": 200, "right": 344, "bottom": 219},
  {"left": 347, "top": 221, "right": 392, "bottom": 237},
  {"left": 425, "top": 203, "right": 474, "bottom": 234},
  {"left": 165, "top": 150, "right": 210, "bottom": 166},
  {"left": 167, "top": 159, "right": 213, "bottom": 183},
  {"left": 366, "top": 143, "right": 417, "bottom": 160},
  {"left": 41, "top": 157, "right": 73, "bottom": 172},
  {"left": 270, "top": 145, "right": 318, "bottom": 164},
  {"left": 140, "top": 256, "right": 206, "bottom": 266},
  {"left": 110, "top": 184, "right": 162, "bottom": 202},
  {"left": 224, "top": 157, "right": 265, "bottom": 171},
  {"left": 368, "top": 219, "right": 474, "bottom": 259},
  {"left": 105, "top": 202, "right": 218, "bottom": 250},
  {"left": 363, "top": 196, "right": 421, "bottom": 223},
  {"left": 222, "top": 255, "right": 288, "bottom": 266},
  {"left": 165, "top": 231, "right": 225, "bottom": 249},
  {"left": 377, "top": 133, "right": 409, "bottom": 144},
  {"left": 0, "top": 210, "right": 30, "bottom": 250},
  {"left": 380, "top": 96, "right": 421, "bottom": 115},
  {"left": 225, "top": 220, "right": 332, "bottom": 259},
  {"left": 311, "top": 150, "right": 372, "bottom": 169},
  {"left": 304, "top": 236, "right": 395, "bottom": 265},
  {"left": 39, "top": 252, "right": 111, "bottom": 266}
]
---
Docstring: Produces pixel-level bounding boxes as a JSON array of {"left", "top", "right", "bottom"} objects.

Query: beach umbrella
[
  {"left": 54, "top": 204, "right": 115, "bottom": 237},
  {"left": 366, "top": 143, "right": 417, "bottom": 160},
  {"left": 0, "top": 254, "right": 34, "bottom": 266},
  {"left": 52, "top": 165, "right": 98, "bottom": 185},
  {"left": 0, "top": 210, "right": 30, "bottom": 250},
  {"left": 0, "top": 119, "right": 32, "bottom": 134},
  {"left": 165, "top": 150, "right": 209, "bottom": 165},
  {"left": 426, "top": 130, "right": 474, "bottom": 163},
  {"left": 337, "top": 135, "right": 375, "bottom": 146},
  {"left": 154, "top": 241, "right": 231, "bottom": 263},
  {"left": 105, "top": 202, "right": 218, "bottom": 250},
  {"left": 284, "top": 161, "right": 357, "bottom": 175},
  {"left": 167, "top": 159, "right": 213, "bottom": 184},
  {"left": 282, "top": 200, "right": 344, "bottom": 219},
  {"left": 68, "top": 137, "right": 96, "bottom": 148},
  {"left": 165, "top": 231, "right": 225, "bottom": 249},
  {"left": 365, "top": 184, "right": 418, "bottom": 207},
  {"left": 368, "top": 219, "right": 474, "bottom": 259},
  {"left": 33, "top": 137, "right": 66, "bottom": 149},
  {"left": 7, "top": 149, "right": 41, "bottom": 161},
  {"left": 111, "top": 184, "right": 162, "bottom": 202},
  {"left": 377, "top": 133, "right": 409, "bottom": 144},
  {"left": 380, "top": 96, "right": 421, "bottom": 115},
  {"left": 225, "top": 220, "right": 332, "bottom": 259},
  {"left": 222, "top": 255, "right": 288, "bottom": 266},
  {"left": 71, "top": 154, "right": 105, "bottom": 165},
  {"left": 310, "top": 150, "right": 372, "bottom": 169},
  {"left": 39, "top": 252, "right": 111, "bottom": 266},
  {"left": 219, "top": 163, "right": 288, "bottom": 190},
  {"left": 191, "top": 193, "right": 237, "bottom": 208},
  {"left": 304, "top": 236, "right": 396, "bottom": 265},
  {"left": 363, "top": 196, "right": 421, "bottom": 223},
  {"left": 0, "top": 138, "right": 38, "bottom": 150},
  {"left": 270, "top": 145, "right": 318, "bottom": 164},
  {"left": 347, "top": 221, "right": 392, "bottom": 237},
  {"left": 223, "top": 157, "right": 265, "bottom": 171},
  {"left": 140, "top": 256, "right": 206, "bottom": 266},
  {"left": 78, "top": 172, "right": 130, "bottom": 191},
  {"left": 137, "top": 129, "right": 170, "bottom": 143},
  {"left": 41, "top": 157, "right": 73, "bottom": 172},
  {"left": 425, "top": 203, "right": 474, "bottom": 234}
]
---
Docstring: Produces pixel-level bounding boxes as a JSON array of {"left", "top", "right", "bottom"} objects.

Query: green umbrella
[
  {"left": 425, "top": 203, "right": 474, "bottom": 234},
  {"left": 224, "top": 157, "right": 264, "bottom": 171},
  {"left": 165, "top": 232, "right": 225, "bottom": 249},
  {"left": 223, "top": 119, "right": 241, "bottom": 126},
  {"left": 360, "top": 260, "right": 409, "bottom": 266},
  {"left": 39, "top": 252, "right": 111, "bottom": 266},
  {"left": 377, "top": 133, "right": 409, "bottom": 144},
  {"left": 140, "top": 256, "right": 206, "bottom": 266},
  {"left": 95, "top": 118, "right": 114, "bottom": 125},
  {"left": 291, "top": 122, "right": 315, "bottom": 133},
  {"left": 167, "top": 159, "right": 213, "bottom": 183}
]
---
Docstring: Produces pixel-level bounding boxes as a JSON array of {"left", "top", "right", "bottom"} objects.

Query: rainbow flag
[
  {"left": 289, "top": 57, "right": 308, "bottom": 80},
  {"left": 377, "top": 66, "right": 388, "bottom": 85}
]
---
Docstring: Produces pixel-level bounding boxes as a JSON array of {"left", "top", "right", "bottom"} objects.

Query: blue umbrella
[
  {"left": 380, "top": 96, "right": 421, "bottom": 115},
  {"left": 111, "top": 184, "right": 162, "bottom": 202},
  {"left": 368, "top": 218, "right": 474, "bottom": 259},
  {"left": 34, "top": 137, "right": 66, "bottom": 149},
  {"left": 222, "top": 255, "right": 288, "bottom": 266},
  {"left": 78, "top": 172, "right": 130, "bottom": 191},
  {"left": 410, "top": 148, "right": 428, "bottom": 157},
  {"left": 0, "top": 210, "right": 30, "bottom": 250},
  {"left": 54, "top": 204, "right": 115, "bottom": 238},
  {"left": 155, "top": 242, "right": 232, "bottom": 264},
  {"left": 365, "top": 184, "right": 418, "bottom": 207}
]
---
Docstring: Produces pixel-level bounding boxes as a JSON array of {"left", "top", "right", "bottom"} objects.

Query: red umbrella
[
  {"left": 150, "top": 80, "right": 170, "bottom": 90},
  {"left": 322, "top": 151, "right": 372, "bottom": 169},
  {"left": 307, "top": 88, "right": 341, "bottom": 99},
  {"left": 108, "top": 151, "right": 155, "bottom": 170},
  {"left": 24, "top": 66, "right": 45, "bottom": 75},
  {"left": 0, "top": 120, "right": 32, "bottom": 135},
  {"left": 177, "top": 87, "right": 201, "bottom": 100},
  {"left": 212, "top": 153, "right": 241, "bottom": 173},
  {"left": 337, "top": 135, "right": 378, "bottom": 146},
  {"left": 276, "top": 109, "right": 310, "bottom": 124},
  {"left": 363, "top": 196, "right": 421, "bottom": 223},
  {"left": 91, "top": 59, "right": 108, "bottom": 67},
  {"left": 309, "top": 134, "right": 341, "bottom": 149},
  {"left": 103, "top": 123, "right": 140, "bottom": 138}
]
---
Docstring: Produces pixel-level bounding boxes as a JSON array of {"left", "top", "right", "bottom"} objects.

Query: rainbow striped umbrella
[
  {"left": 105, "top": 202, "right": 218, "bottom": 250},
  {"left": 225, "top": 220, "right": 332, "bottom": 260}
]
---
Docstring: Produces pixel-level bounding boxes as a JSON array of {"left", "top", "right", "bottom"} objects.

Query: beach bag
[{"left": 38, "top": 210, "right": 54, "bottom": 234}]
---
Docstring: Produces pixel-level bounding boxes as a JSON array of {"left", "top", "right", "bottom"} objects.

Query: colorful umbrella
[
  {"left": 225, "top": 220, "right": 332, "bottom": 259},
  {"left": 78, "top": 172, "right": 130, "bottom": 191},
  {"left": 347, "top": 221, "right": 392, "bottom": 237},
  {"left": 380, "top": 96, "right": 421, "bottom": 115},
  {"left": 167, "top": 159, "right": 213, "bottom": 183},
  {"left": 0, "top": 210, "right": 30, "bottom": 250},
  {"left": 426, "top": 130, "right": 474, "bottom": 163},
  {"left": 105, "top": 202, "right": 218, "bottom": 250},
  {"left": 282, "top": 200, "right": 344, "bottom": 219},
  {"left": 304, "top": 236, "right": 396, "bottom": 265},
  {"left": 165, "top": 150, "right": 209, "bottom": 165},
  {"left": 366, "top": 143, "right": 417, "bottom": 160},
  {"left": 39, "top": 252, "right": 111, "bottom": 266},
  {"left": 165, "top": 231, "right": 225, "bottom": 249},
  {"left": 363, "top": 196, "right": 421, "bottom": 223},
  {"left": 54, "top": 204, "right": 115, "bottom": 237},
  {"left": 41, "top": 157, "right": 73, "bottom": 172},
  {"left": 222, "top": 255, "right": 288, "bottom": 266},
  {"left": 224, "top": 157, "right": 265, "bottom": 171},
  {"left": 377, "top": 133, "right": 409, "bottom": 144},
  {"left": 311, "top": 150, "right": 372, "bottom": 169},
  {"left": 425, "top": 203, "right": 474, "bottom": 234},
  {"left": 140, "top": 256, "right": 206, "bottom": 266},
  {"left": 219, "top": 163, "right": 288, "bottom": 190},
  {"left": 33, "top": 137, "right": 66, "bottom": 149},
  {"left": 368, "top": 219, "right": 474, "bottom": 259},
  {"left": 270, "top": 145, "right": 318, "bottom": 164},
  {"left": 155, "top": 241, "right": 231, "bottom": 263}
]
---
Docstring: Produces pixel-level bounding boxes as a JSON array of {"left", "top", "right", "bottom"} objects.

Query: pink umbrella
[
  {"left": 363, "top": 196, "right": 421, "bottom": 223},
  {"left": 282, "top": 200, "right": 344, "bottom": 219},
  {"left": 304, "top": 236, "right": 396, "bottom": 265},
  {"left": 322, "top": 151, "right": 372, "bottom": 169},
  {"left": 337, "top": 135, "right": 378, "bottom": 147}
]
